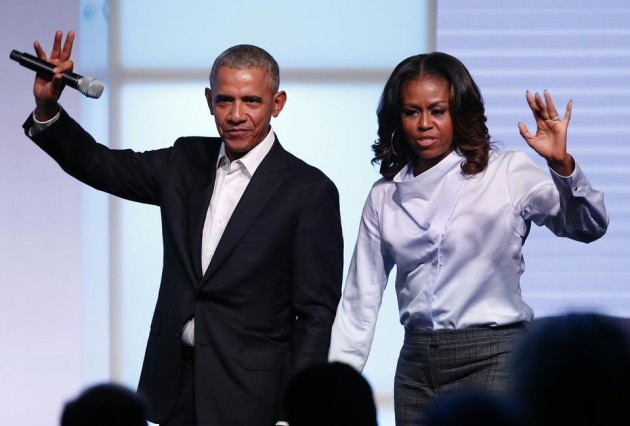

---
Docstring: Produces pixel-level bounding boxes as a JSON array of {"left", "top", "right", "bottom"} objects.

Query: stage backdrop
[{"left": 3, "top": 1, "right": 630, "bottom": 426}]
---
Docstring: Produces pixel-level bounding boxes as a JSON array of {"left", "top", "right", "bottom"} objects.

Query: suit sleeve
[
  {"left": 291, "top": 176, "right": 343, "bottom": 365},
  {"left": 23, "top": 107, "right": 170, "bottom": 206},
  {"left": 278, "top": 176, "right": 343, "bottom": 419}
]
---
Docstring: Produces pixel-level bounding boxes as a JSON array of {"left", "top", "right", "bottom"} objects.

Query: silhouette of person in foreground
[
  {"left": 508, "top": 312, "right": 630, "bottom": 426},
  {"left": 424, "top": 388, "right": 523, "bottom": 426},
  {"left": 285, "top": 361, "right": 378, "bottom": 426},
  {"left": 60, "top": 383, "right": 148, "bottom": 426}
]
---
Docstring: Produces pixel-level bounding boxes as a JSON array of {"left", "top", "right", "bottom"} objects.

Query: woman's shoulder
[
  {"left": 486, "top": 149, "right": 548, "bottom": 183},
  {"left": 363, "top": 176, "right": 395, "bottom": 207},
  {"left": 489, "top": 148, "right": 537, "bottom": 167},
  {"left": 369, "top": 176, "right": 395, "bottom": 192}
]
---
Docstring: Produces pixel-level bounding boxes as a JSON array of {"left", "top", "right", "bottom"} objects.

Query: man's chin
[
  {"left": 223, "top": 138, "right": 250, "bottom": 148},
  {"left": 222, "top": 139, "right": 256, "bottom": 159}
]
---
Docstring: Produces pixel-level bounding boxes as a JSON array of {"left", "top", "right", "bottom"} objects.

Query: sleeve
[
  {"left": 28, "top": 109, "right": 61, "bottom": 136},
  {"left": 23, "top": 107, "right": 171, "bottom": 206},
  {"left": 508, "top": 151, "right": 609, "bottom": 243},
  {"left": 290, "top": 176, "right": 344, "bottom": 369},
  {"left": 328, "top": 186, "right": 393, "bottom": 372},
  {"left": 276, "top": 176, "right": 344, "bottom": 421}
]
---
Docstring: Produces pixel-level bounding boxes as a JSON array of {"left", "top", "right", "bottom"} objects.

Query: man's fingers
[
  {"left": 60, "top": 31, "right": 75, "bottom": 61},
  {"left": 33, "top": 40, "right": 47, "bottom": 60},
  {"left": 49, "top": 30, "right": 64, "bottom": 60}
]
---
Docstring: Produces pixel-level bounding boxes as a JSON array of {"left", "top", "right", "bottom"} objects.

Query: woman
[{"left": 328, "top": 52, "right": 609, "bottom": 425}]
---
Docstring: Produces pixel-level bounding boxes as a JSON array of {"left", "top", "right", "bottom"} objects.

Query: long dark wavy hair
[{"left": 373, "top": 52, "right": 492, "bottom": 179}]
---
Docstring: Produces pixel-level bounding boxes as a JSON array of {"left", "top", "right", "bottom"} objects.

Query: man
[{"left": 23, "top": 31, "right": 343, "bottom": 426}]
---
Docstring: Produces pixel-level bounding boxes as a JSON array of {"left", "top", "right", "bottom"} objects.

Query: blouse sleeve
[
  {"left": 328, "top": 184, "right": 394, "bottom": 372},
  {"left": 508, "top": 151, "right": 609, "bottom": 243}
]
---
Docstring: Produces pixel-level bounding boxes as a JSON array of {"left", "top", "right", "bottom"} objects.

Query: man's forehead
[{"left": 212, "top": 67, "right": 274, "bottom": 92}]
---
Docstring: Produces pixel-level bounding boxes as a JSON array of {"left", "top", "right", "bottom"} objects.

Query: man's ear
[
  {"left": 272, "top": 90, "right": 287, "bottom": 118},
  {"left": 205, "top": 87, "right": 214, "bottom": 115}
]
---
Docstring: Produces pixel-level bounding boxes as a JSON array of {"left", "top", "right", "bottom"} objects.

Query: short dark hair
[
  {"left": 286, "top": 362, "right": 378, "bottom": 426},
  {"left": 509, "top": 312, "right": 630, "bottom": 426},
  {"left": 210, "top": 44, "right": 280, "bottom": 93},
  {"left": 60, "top": 383, "right": 148, "bottom": 426},
  {"left": 373, "top": 52, "right": 491, "bottom": 179}
]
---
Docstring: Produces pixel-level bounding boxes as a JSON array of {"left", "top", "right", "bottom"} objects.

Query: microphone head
[{"left": 76, "top": 77, "right": 104, "bottom": 99}]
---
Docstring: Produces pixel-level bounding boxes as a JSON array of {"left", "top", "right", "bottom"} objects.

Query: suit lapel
[{"left": 202, "top": 140, "right": 288, "bottom": 282}]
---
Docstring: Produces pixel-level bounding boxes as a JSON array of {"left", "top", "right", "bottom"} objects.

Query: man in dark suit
[{"left": 23, "top": 30, "right": 343, "bottom": 426}]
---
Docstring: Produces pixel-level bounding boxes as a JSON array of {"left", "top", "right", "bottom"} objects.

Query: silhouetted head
[
  {"left": 425, "top": 388, "right": 523, "bottom": 426},
  {"left": 60, "top": 383, "right": 148, "bottom": 426},
  {"left": 286, "top": 362, "right": 378, "bottom": 426},
  {"left": 509, "top": 312, "right": 630, "bottom": 426}
]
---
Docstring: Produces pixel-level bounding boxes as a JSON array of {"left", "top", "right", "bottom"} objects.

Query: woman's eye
[{"left": 432, "top": 109, "right": 445, "bottom": 115}]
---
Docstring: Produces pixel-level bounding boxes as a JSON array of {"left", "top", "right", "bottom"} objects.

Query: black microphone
[{"left": 10, "top": 49, "right": 104, "bottom": 99}]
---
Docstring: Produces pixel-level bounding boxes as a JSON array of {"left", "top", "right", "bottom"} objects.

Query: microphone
[{"left": 9, "top": 49, "right": 104, "bottom": 99}]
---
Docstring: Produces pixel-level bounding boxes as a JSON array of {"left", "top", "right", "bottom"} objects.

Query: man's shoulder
[
  {"left": 280, "top": 148, "right": 333, "bottom": 182},
  {"left": 172, "top": 135, "right": 221, "bottom": 156},
  {"left": 174, "top": 135, "right": 221, "bottom": 146},
  {"left": 159, "top": 136, "right": 222, "bottom": 170}
]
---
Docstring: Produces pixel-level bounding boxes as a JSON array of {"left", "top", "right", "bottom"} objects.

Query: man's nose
[{"left": 228, "top": 102, "right": 245, "bottom": 122}]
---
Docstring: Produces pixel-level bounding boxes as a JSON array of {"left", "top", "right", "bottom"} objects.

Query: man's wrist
[
  {"left": 34, "top": 103, "right": 60, "bottom": 122},
  {"left": 30, "top": 107, "right": 61, "bottom": 137}
]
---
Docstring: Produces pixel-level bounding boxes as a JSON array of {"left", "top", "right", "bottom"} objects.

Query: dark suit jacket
[{"left": 24, "top": 109, "right": 344, "bottom": 425}]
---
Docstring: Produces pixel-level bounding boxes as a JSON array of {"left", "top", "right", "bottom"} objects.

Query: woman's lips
[{"left": 415, "top": 136, "right": 437, "bottom": 147}]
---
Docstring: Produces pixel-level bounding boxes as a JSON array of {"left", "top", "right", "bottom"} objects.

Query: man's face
[{"left": 206, "top": 66, "right": 286, "bottom": 161}]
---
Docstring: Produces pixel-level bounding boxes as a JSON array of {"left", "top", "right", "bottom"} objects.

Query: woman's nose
[{"left": 418, "top": 113, "right": 432, "bottom": 129}]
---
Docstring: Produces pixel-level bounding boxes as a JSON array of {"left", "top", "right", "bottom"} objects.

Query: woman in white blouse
[{"left": 328, "top": 52, "right": 609, "bottom": 425}]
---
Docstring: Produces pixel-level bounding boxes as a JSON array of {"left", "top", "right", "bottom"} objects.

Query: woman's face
[{"left": 400, "top": 75, "right": 454, "bottom": 175}]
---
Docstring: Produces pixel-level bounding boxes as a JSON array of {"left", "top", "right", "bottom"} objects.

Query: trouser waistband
[{"left": 181, "top": 345, "right": 194, "bottom": 366}]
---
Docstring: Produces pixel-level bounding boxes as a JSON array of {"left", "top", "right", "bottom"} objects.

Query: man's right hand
[{"left": 33, "top": 30, "right": 75, "bottom": 121}]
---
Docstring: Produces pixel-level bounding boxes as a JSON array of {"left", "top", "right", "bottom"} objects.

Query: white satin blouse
[{"left": 329, "top": 149, "right": 609, "bottom": 372}]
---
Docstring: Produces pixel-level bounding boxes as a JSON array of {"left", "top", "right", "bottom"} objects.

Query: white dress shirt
[
  {"left": 29, "top": 109, "right": 60, "bottom": 135},
  {"left": 329, "top": 149, "right": 609, "bottom": 372},
  {"left": 181, "top": 128, "right": 276, "bottom": 346}
]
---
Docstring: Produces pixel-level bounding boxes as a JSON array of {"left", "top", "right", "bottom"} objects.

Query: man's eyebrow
[
  {"left": 214, "top": 94, "right": 264, "bottom": 102},
  {"left": 242, "top": 95, "right": 263, "bottom": 102}
]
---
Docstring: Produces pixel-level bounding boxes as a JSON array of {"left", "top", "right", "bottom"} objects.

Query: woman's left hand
[{"left": 518, "top": 89, "right": 574, "bottom": 175}]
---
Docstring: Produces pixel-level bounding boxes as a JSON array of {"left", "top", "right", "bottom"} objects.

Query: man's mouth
[{"left": 225, "top": 128, "right": 249, "bottom": 137}]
